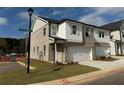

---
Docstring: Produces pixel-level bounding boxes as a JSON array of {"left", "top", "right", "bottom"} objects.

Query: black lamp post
[{"left": 27, "top": 8, "right": 33, "bottom": 74}]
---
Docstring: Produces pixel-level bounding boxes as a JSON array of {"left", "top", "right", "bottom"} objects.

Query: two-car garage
[
  {"left": 68, "top": 46, "right": 92, "bottom": 62},
  {"left": 67, "top": 45, "right": 110, "bottom": 62}
]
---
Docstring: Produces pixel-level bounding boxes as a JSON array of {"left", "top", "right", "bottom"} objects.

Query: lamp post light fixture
[{"left": 27, "top": 8, "right": 33, "bottom": 74}]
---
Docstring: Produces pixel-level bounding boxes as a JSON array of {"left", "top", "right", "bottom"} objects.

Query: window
[
  {"left": 43, "top": 45, "right": 46, "bottom": 56},
  {"left": 85, "top": 32, "right": 89, "bottom": 37},
  {"left": 102, "top": 32, "right": 104, "bottom": 38},
  {"left": 37, "top": 47, "right": 39, "bottom": 55},
  {"left": 99, "top": 31, "right": 101, "bottom": 37},
  {"left": 99, "top": 31, "right": 104, "bottom": 38},
  {"left": 72, "top": 25, "right": 77, "bottom": 34},
  {"left": 52, "top": 26, "right": 57, "bottom": 35},
  {"left": 110, "top": 35, "right": 113, "bottom": 39},
  {"left": 85, "top": 27, "right": 90, "bottom": 37},
  {"left": 33, "top": 47, "right": 35, "bottom": 55},
  {"left": 43, "top": 28, "right": 46, "bottom": 36}
]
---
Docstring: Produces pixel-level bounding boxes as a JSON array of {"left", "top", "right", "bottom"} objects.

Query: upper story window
[
  {"left": 99, "top": 31, "right": 104, "bottom": 38},
  {"left": 99, "top": 31, "right": 101, "bottom": 37},
  {"left": 72, "top": 25, "right": 77, "bottom": 34},
  {"left": 102, "top": 32, "right": 104, "bottom": 38},
  {"left": 51, "top": 26, "right": 57, "bottom": 35},
  {"left": 85, "top": 27, "right": 90, "bottom": 37},
  {"left": 110, "top": 35, "right": 113, "bottom": 39},
  {"left": 43, "top": 28, "right": 46, "bottom": 36}
]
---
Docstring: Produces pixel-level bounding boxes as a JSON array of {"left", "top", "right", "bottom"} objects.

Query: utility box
[{"left": 10, "top": 53, "right": 16, "bottom": 62}]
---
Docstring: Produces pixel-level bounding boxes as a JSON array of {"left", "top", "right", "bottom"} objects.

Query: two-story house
[
  {"left": 30, "top": 16, "right": 110, "bottom": 64},
  {"left": 102, "top": 20, "right": 124, "bottom": 56}
]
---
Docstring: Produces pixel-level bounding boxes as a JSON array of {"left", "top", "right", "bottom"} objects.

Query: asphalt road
[
  {"left": 81, "top": 68, "right": 124, "bottom": 85},
  {"left": 0, "top": 62, "right": 24, "bottom": 73}
]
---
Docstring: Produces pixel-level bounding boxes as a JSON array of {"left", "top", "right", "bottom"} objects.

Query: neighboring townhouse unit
[
  {"left": 30, "top": 16, "right": 110, "bottom": 64},
  {"left": 102, "top": 20, "right": 124, "bottom": 56}
]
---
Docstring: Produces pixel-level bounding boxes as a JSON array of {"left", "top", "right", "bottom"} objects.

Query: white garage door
[
  {"left": 96, "top": 46, "right": 109, "bottom": 57},
  {"left": 123, "top": 44, "right": 124, "bottom": 55},
  {"left": 68, "top": 46, "right": 92, "bottom": 62}
]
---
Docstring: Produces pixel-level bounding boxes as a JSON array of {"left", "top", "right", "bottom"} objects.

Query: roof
[
  {"left": 38, "top": 16, "right": 109, "bottom": 31},
  {"left": 38, "top": 16, "right": 60, "bottom": 24},
  {"left": 59, "top": 18, "right": 109, "bottom": 30},
  {"left": 101, "top": 20, "right": 124, "bottom": 31},
  {"left": 50, "top": 36, "right": 66, "bottom": 41}
]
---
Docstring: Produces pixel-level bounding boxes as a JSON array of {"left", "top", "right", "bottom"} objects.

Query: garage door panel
[
  {"left": 96, "top": 46, "right": 109, "bottom": 57},
  {"left": 68, "top": 46, "right": 91, "bottom": 62}
]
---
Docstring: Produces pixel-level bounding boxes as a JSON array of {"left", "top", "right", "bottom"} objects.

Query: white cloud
[
  {"left": 80, "top": 14, "right": 107, "bottom": 26},
  {"left": 17, "top": 11, "right": 37, "bottom": 21},
  {"left": 51, "top": 10, "right": 63, "bottom": 15},
  {"left": 0, "top": 17, "right": 7, "bottom": 26},
  {"left": 79, "top": 7, "right": 124, "bottom": 26},
  {"left": 17, "top": 12, "right": 29, "bottom": 20}
]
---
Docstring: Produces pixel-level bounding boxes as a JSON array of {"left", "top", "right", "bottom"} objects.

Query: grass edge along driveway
[{"left": 0, "top": 60, "right": 99, "bottom": 85}]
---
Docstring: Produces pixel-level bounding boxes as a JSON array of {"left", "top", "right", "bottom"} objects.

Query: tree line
[{"left": 0, "top": 37, "right": 26, "bottom": 55}]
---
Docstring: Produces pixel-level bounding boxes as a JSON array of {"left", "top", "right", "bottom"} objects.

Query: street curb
[{"left": 32, "top": 65, "right": 124, "bottom": 85}]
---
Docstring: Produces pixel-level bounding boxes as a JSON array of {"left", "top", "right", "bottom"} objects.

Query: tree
[{"left": 0, "top": 38, "right": 7, "bottom": 54}]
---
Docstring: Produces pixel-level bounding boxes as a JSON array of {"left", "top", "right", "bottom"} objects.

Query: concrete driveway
[{"left": 79, "top": 56, "right": 124, "bottom": 69}]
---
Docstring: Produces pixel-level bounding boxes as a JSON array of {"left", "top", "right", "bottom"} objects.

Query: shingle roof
[
  {"left": 101, "top": 20, "right": 124, "bottom": 31},
  {"left": 59, "top": 18, "right": 109, "bottom": 30},
  {"left": 38, "top": 16, "right": 60, "bottom": 24},
  {"left": 38, "top": 16, "right": 109, "bottom": 30}
]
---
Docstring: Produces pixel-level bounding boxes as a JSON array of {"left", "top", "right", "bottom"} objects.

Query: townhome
[
  {"left": 102, "top": 20, "right": 124, "bottom": 56},
  {"left": 30, "top": 16, "right": 110, "bottom": 64}
]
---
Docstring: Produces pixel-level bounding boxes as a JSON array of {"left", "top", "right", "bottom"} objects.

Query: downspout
[
  {"left": 114, "top": 41, "right": 117, "bottom": 55},
  {"left": 54, "top": 39, "right": 57, "bottom": 64},
  {"left": 49, "top": 22, "right": 51, "bottom": 37},
  {"left": 119, "top": 28, "right": 123, "bottom": 55},
  {"left": 82, "top": 26, "right": 85, "bottom": 45}
]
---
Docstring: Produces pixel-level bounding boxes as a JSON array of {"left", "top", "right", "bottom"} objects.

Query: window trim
[
  {"left": 72, "top": 25, "right": 77, "bottom": 34},
  {"left": 99, "top": 31, "right": 104, "bottom": 38},
  {"left": 51, "top": 26, "right": 57, "bottom": 35}
]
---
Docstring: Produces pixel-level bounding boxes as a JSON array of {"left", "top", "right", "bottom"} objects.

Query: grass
[{"left": 0, "top": 59, "right": 99, "bottom": 85}]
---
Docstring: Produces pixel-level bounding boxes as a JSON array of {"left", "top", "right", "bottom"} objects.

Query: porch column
[{"left": 54, "top": 42, "right": 57, "bottom": 63}]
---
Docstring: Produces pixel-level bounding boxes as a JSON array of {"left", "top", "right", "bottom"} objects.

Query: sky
[{"left": 0, "top": 7, "right": 124, "bottom": 38}]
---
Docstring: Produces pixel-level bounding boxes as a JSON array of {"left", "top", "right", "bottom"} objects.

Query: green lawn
[{"left": 0, "top": 60, "right": 99, "bottom": 85}]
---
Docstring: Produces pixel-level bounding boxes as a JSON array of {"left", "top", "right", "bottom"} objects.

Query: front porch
[{"left": 49, "top": 38, "right": 67, "bottom": 64}]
